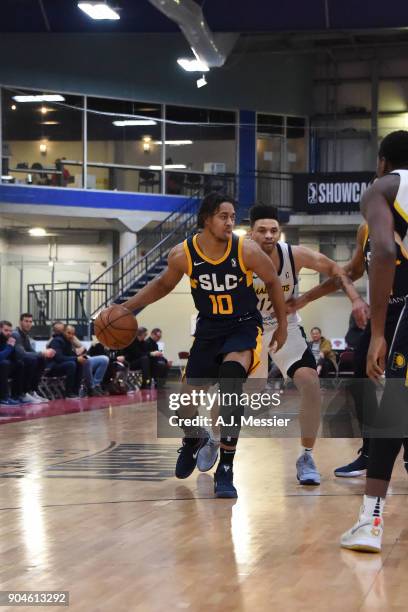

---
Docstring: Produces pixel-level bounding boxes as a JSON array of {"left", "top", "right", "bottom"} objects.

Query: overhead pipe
[{"left": 148, "top": 0, "right": 235, "bottom": 68}]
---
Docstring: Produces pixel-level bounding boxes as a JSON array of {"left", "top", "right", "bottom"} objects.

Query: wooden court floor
[{"left": 0, "top": 394, "right": 407, "bottom": 612}]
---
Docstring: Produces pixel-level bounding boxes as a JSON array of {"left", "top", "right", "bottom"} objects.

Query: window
[
  {"left": 2, "top": 87, "right": 83, "bottom": 187},
  {"left": 287, "top": 116, "right": 307, "bottom": 172},
  {"left": 164, "top": 106, "right": 236, "bottom": 196},
  {"left": 86, "top": 97, "right": 162, "bottom": 191}
]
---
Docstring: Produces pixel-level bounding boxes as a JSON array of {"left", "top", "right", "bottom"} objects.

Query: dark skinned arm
[{"left": 361, "top": 175, "right": 399, "bottom": 379}]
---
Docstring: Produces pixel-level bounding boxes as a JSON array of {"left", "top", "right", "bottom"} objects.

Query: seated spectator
[
  {"left": 47, "top": 324, "right": 84, "bottom": 398},
  {"left": 88, "top": 341, "right": 128, "bottom": 394},
  {"left": 73, "top": 335, "right": 109, "bottom": 396},
  {"left": 120, "top": 327, "right": 151, "bottom": 389},
  {"left": 0, "top": 320, "right": 28, "bottom": 406},
  {"left": 12, "top": 313, "right": 55, "bottom": 403},
  {"left": 54, "top": 321, "right": 64, "bottom": 333},
  {"left": 308, "top": 327, "right": 337, "bottom": 378},
  {"left": 145, "top": 328, "right": 171, "bottom": 389},
  {"left": 46, "top": 324, "right": 93, "bottom": 398},
  {"left": 51, "top": 158, "right": 73, "bottom": 187}
]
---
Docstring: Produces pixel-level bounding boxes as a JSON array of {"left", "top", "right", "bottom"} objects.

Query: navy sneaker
[
  {"left": 334, "top": 450, "right": 368, "bottom": 478},
  {"left": 0, "top": 398, "right": 20, "bottom": 406},
  {"left": 175, "top": 432, "right": 209, "bottom": 479},
  {"left": 214, "top": 463, "right": 238, "bottom": 498}
]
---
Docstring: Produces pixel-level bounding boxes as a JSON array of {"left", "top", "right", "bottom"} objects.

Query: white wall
[
  {"left": 0, "top": 233, "right": 113, "bottom": 323},
  {"left": 137, "top": 275, "right": 196, "bottom": 365},
  {"left": 298, "top": 295, "right": 353, "bottom": 342}
]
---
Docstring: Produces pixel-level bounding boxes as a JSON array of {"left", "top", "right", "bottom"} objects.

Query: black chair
[
  {"left": 39, "top": 372, "right": 67, "bottom": 400},
  {"left": 138, "top": 170, "right": 160, "bottom": 193},
  {"left": 184, "top": 173, "right": 202, "bottom": 196},
  {"left": 166, "top": 172, "right": 185, "bottom": 195},
  {"left": 127, "top": 369, "right": 143, "bottom": 391}
]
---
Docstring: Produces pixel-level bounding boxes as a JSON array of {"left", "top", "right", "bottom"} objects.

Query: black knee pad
[{"left": 218, "top": 361, "right": 247, "bottom": 443}]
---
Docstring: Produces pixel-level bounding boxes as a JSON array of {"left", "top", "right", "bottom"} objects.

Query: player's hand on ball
[
  {"left": 367, "top": 335, "right": 387, "bottom": 381},
  {"left": 94, "top": 304, "right": 138, "bottom": 350},
  {"left": 269, "top": 325, "right": 288, "bottom": 353},
  {"left": 352, "top": 297, "right": 370, "bottom": 329}
]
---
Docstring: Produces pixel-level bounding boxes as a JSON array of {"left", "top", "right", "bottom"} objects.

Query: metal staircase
[
  {"left": 27, "top": 196, "right": 200, "bottom": 333},
  {"left": 90, "top": 195, "right": 199, "bottom": 316}
]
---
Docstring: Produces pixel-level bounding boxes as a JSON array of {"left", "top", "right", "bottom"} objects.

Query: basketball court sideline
[{"left": 0, "top": 396, "right": 406, "bottom": 612}]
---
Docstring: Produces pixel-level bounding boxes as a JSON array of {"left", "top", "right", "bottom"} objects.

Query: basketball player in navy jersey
[
  {"left": 247, "top": 204, "right": 366, "bottom": 485},
  {"left": 119, "top": 193, "right": 288, "bottom": 498},
  {"left": 291, "top": 217, "right": 408, "bottom": 479},
  {"left": 338, "top": 130, "right": 408, "bottom": 552}
]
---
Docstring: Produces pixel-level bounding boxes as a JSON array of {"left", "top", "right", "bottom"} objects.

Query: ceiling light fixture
[
  {"left": 154, "top": 140, "right": 193, "bottom": 146},
  {"left": 11, "top": 104, "right": 16, "bottom": 111},
  {"left": 78, "top": 2, "right": 120, "bottom": 20},
  {"left": 143, "top": 136, "right": 151, "bottom": 153},
  {"left": 149, "top": 164, "right": 187, "bottom": 170},
  {"left": 29, "top": 227, "right": 47, "bottom": 237},
  {"left": 12, "top": 94, "right": 65, "bottom": 103},
  {"left": 113, "top": 119, "right": 157, "bottom": 127},
  {"left": 177, "top": 58, "right": 209, "bottom": 72},
  {"left": 41, "top": 121, "right": 60, "bottom": 126},
  {"left": 197, "top": 75, "right": 207, "bottom": 88}
]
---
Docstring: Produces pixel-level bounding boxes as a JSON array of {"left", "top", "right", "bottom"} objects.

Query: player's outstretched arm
[
  {"left": 242, "top": 239, "right": 288, "bottom": 351},
  {"left": 291, "top": 242, "right": 369, "bottom": 328},
  {"left": 290, "top": 224, "right": 367, "bottom": 308},
  {"left": 122, "top": 244, "right": 187, "bottom": 312},
  {"left": 361, "top": 177, "right": 398, "bottom": 379}
]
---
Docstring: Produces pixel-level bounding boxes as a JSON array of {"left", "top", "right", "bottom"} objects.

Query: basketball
[{"left": 94, "top": 304, "right": 138, "bottom": 350}]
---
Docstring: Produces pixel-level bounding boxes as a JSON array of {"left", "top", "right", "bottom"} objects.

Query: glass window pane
[
  {"left": 2, "top": 87, "right": 83, "bottom": 187},
  {"left": 164, "top": 106, "right": 236, "bottom": 196},
  {"left": 287, "top": 116, "right": 307, "bottom": 172},
  {"left": 257, "top": 114, "right": 284, "bottom": 136},
  {"left": 87, "top": 97, "right": 162, "bottom": 191}
]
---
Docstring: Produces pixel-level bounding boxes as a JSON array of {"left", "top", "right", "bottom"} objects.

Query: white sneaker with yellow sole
[{"left": 341, "top": 508, "right": 383, "bottom": 553}]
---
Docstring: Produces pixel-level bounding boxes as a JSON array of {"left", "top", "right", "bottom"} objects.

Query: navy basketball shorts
[{"left": 185, "top": 316, "right": 263, "bottom": 385}]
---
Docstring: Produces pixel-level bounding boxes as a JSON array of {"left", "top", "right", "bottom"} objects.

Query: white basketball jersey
[
  {"left": 253, "top": 241, "right": 300, "bottom": 329},
  {"left": 391, "top": 169, "right": 408, "bottom": 252}
]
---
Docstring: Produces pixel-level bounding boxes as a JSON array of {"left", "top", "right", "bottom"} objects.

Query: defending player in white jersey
[{"left": 248, "top": 204, "right": 368, "bottom": 485}]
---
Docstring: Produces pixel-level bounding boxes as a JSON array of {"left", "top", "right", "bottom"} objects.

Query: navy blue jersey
[
  {"left": 183, "top": 233, "right": 259, "bottom": 321},
  {"left": 363, "top": 223, "right": 408, "bottom": 306}
]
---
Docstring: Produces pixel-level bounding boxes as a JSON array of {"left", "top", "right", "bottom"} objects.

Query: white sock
[
  {"left": 362, "top": 495, "right": 385, "bottom": 519},
  {"left": 299, "top": 446, "right": 313, "bottom": 457}
]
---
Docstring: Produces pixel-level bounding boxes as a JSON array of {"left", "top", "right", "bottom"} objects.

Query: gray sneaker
[
  {"left": 296, "top": 452, "right": 321, "bottom": 485},
  {"left": 197, "top": 435, "right": 219, "bottom": 472}
]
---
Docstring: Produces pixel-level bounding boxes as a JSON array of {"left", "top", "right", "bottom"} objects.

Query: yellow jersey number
[{"left": 209, "top": 294, "right": 233, "bottom": 315}]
